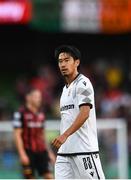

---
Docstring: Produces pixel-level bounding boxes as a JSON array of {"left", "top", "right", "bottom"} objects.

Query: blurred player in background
[
  {"left": 13, "top": 88, "right": 55, "bottom": 179},
  {"left": 52, "top": 45, "right": 105, "bottom": 179}
]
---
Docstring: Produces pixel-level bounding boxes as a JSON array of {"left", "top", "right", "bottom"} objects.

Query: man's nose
[{"left": 61, "top": 61, "right": 66, "bottom": 67}]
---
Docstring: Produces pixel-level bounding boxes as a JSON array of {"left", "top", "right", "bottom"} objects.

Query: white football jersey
[{"left": 58, "top": 74, "right": 99, "bottom": 155}]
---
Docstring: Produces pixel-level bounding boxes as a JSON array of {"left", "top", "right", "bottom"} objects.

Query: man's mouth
[{"left": 61, "top": 69, "right": 68, "bottom": 73}]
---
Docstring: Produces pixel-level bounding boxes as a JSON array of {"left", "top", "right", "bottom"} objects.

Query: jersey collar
[{"left": 65, "top": 73, "right": 80, "bottom": 88}]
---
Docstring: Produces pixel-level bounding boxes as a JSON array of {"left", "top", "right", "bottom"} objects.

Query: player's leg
[
  {"left": 22, "top": 164, "right": 35, "bottom": 179},
  {"left": 36, "top": 150, "right": 54, "bottom": 179},
  {"left": 72, "top": 153, "right": 105, "bottom": 179},
  {"left": 91, "top": 153, "right": 105, "bottom": 179},
  {"left": 22, "top": 150, "right": 35, "bottom": 179},
  {"left": 55, "top": 156, "right": 74, "bottom": 179}
]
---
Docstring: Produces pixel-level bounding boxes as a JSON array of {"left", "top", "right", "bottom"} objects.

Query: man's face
[
  {"left": 58, "top": 52, "right": 79, "bottom": 76},
  {"left": 27, "top": 90, "right": 42, "bottom": 108}
]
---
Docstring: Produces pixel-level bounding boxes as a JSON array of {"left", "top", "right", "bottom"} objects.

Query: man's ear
[{"left": 76, "top": 59, "right": 80, "bottom": 67}]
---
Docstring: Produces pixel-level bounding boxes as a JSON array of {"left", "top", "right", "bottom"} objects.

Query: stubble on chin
[
  {"left": 62, "top": 74, "right": 68, "bottom": 77},
  {"left": 61, "top": 71, "right": 68, "bottom": 77}
]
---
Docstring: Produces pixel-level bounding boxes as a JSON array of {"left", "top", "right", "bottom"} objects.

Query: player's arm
[
  {"left": 13, "top": 112, "right": 29, "bottom": 165},
  {"left": 43, "top": 129, "right": 56, "bottom": 164},
  {"left": 63, "top": 105, "right": 90, "bottom": 137},
  {"left": 14, "top": 128, "right": 29, "bottom": 165},
  {"left": 52, "top": 105, "right": 90, "bottom": 149}
]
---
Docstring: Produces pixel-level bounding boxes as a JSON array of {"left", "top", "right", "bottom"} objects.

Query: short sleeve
[
  {"left": 13, "top": 111, "right": 23, "bottom": 128},
  {"left": 76, "top": 80, "right": 93, "bottom": 109}
]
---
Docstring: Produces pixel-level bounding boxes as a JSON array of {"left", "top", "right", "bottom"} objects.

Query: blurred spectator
[
  {"left": 29, "top": 65, "right": 59, "bottom": 117},
  {"left": 14, "top": 65, "right": 60, "bottom": 118}
]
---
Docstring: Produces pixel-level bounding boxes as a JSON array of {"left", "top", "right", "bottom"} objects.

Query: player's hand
[
  {"left": 52, "top": 133, "right": 68, "bottom": 149},
  {"left": 48, "top": 150, "right": 56, "bottom": 164},
  {"left": 20, "top": 153, "right": 30, "bottom": 165}
]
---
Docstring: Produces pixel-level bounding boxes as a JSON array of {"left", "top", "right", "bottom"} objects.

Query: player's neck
[
  {"left": 26, "top": 103, "right": 38, "bottom": 114},
  {"left": 65, "top": 71, "right": 79, "bottom": 87}
]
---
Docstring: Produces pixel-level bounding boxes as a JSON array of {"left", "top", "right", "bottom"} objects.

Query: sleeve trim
[{"left": 79, "top": 103, "right": 93, "bottom": 109}]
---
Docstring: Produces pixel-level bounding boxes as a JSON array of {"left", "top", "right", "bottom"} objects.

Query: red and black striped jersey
[{"left": 13, "top": 106, "right": 47, "bottom": 152}]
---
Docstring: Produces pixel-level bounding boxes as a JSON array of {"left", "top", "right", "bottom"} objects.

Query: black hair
[
  {"left": 25, "top": 87, "right": 40, "bottom": 96},
  {"left": 54, "top": 45, "right": 81, "bottom": 61}
]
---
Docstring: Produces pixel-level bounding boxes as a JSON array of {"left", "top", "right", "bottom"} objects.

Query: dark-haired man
[
  {"left": 52, "top": 45, "right": 105, "bottom": 179},
  {"left": 13, "top": 89, "right": 55, "bottom": 179}
]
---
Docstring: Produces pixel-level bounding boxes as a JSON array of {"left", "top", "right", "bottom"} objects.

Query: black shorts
[{"left": 22, "top": 149, "right": 50, "bottom": 177}]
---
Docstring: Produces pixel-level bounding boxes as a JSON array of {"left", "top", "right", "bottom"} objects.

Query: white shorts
[{"left": 55, "top": 153, "right": 105, "bottom": 179}]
